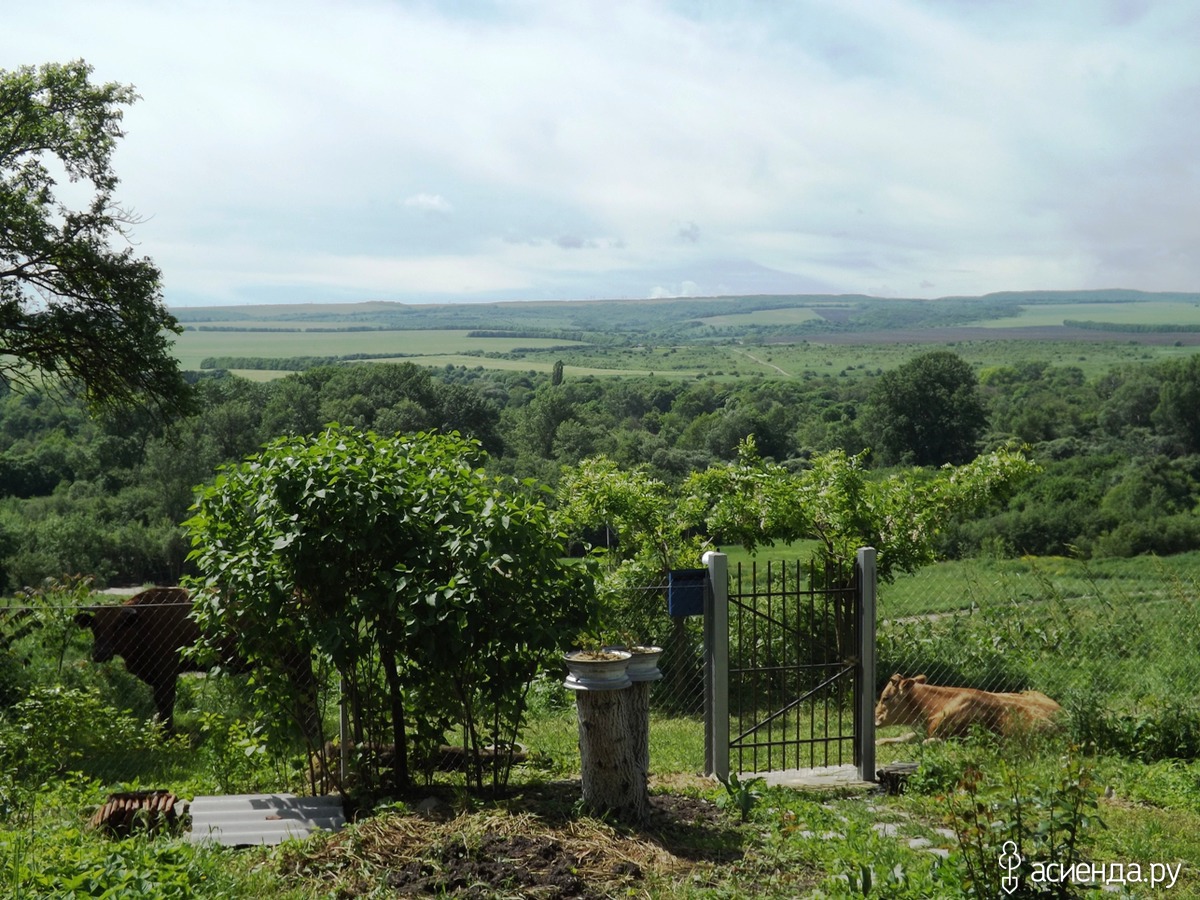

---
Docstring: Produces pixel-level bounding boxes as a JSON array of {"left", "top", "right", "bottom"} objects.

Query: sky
[{"left": 5, "top": 0, "right": 1200, "bottom": 307}]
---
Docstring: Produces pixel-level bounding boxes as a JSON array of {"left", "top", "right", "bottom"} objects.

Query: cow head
[
  {"left": 874, "top": 673, "right": 927, "bottom": 727},
  {"left": 74, "top": 605, "right": 139, "bottom": 663}
]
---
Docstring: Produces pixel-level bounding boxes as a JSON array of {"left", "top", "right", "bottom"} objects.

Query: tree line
[
  {"left": 0, "top": 347, "right": 1196, "bottom": 589},
  {"left": 1, "top": 57, "right": 1197, "bottom": 589}
]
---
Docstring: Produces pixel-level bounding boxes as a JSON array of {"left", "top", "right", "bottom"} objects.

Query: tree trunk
[
  {"left": 380, "top": 650, "right": 410, "bottom": 793},
  {"left": 575, "top": 688, "right": 649, "bottom": 825},
  {"left": 626, "top": 680, "right": 651, "bottom": 787}
]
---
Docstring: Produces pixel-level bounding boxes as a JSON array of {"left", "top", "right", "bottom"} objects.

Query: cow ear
[
  {"left": 913, "top": 674, "right": 928, "bottom": 683},
  {"left": 73, "top": 611, "right": 94, "bottom": 628},
  {"left": 888, "top": 673, "right": 904, "bottom": 684}
]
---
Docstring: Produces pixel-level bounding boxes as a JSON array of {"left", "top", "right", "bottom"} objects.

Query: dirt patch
[{"left": 277, "top": 781, "right": 746, "bottom": 898}]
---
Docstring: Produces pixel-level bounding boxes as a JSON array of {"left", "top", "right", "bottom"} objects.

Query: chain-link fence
[
  {"left": 8, "top": 553, "right": 1196, "bottom": 795},
  {"left": 876, "top": 554, "right": 1200, "bottom": 757},
  {"left": 0, "top": 586, "right": 338, "bottom": 796},
  {"left": 3, "top": 579, "right": 709, "bottom": 794},
  {"left": 602, "top": 582, "right": 706, "bottom": 717}
]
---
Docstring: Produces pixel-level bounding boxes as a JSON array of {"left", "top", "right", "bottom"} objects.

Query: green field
[
  {"left": 968, "top": 300, "right": 1200, "bottom": 329},
  {"left": 169, "top": 328, "right": 589, "bottom": 370},
  {"left": 168, "top": 291, "right": 1200, "bottom": 380}
]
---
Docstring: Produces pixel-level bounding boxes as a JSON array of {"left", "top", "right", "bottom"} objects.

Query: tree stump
[
  {"left": 575, "top": 688, "right": 649, "bottom": 825},
  {"left": 626, "top": 680, "right": 651, "bottom": 785}
]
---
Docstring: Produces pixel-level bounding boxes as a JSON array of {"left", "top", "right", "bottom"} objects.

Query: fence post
[
  {"left": 703, "top": 551, "right": 729, "bottom": 782},
  {"left": 855, "top": 547, "right": 877, "bottom": 783}
]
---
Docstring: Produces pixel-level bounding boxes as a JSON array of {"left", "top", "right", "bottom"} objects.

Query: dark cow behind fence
[{"left": 73, "top": 587, "right": 243, "bottom": 731}]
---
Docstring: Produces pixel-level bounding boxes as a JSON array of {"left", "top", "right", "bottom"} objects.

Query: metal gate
[{"left": 704, "top": 548, "right": 876, "bottom": 782}]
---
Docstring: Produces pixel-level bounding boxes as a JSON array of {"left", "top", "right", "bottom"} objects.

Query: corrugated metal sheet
[{"left": 187, "top": 793, "right": 345, "bottom": 846}]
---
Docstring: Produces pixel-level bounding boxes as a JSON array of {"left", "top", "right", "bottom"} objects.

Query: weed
[
  {"left": 943, "top": 747, "right": 1104, "bottom": 897},
  {"left": 715, "top": 772, "right": 764, "bottom": 822}
]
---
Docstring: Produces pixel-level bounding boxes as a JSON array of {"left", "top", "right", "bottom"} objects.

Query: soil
[{"left": 277, "top": 778, "right": 747, "bottom": 898}]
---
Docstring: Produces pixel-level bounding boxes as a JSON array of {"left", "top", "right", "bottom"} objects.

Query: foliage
[
  {"left": 0, "top": 685, "right": 171, "bottom": 789},
  {"left": 864, "top": 350, "right": 988, "bottom": 465},
  {"left": 0, "top": 305, "right": 1199, "bottom": 586},
  {"left": 942, "top": 750, "right": 1104, "bottom": 897},
  {"left": 716, "top": 772, "right": 765, "bottom": 822},
  {"left": 1067, "top": 692, "right": 1200, "bottom": 763},
  {"left": 184, "top": 425, "right": 592, "bottom": 794},
  {"left": 0, "top": 60, "right": 191, "bottom": 419},
  {"left": 556, "top": 455, "right": 705, "bottom": 583},
  {"left": 194, "top": 712, "right": 281, "bottom": 795},
  {"left": 685, "top": 437, "right": 1037, "bottom": 586},
  {"left": 1152, "top": 354, "right": 1200, "bottom": 454},
  {"left": 2, "top": 773, "right": 265, "bottom": 900}
]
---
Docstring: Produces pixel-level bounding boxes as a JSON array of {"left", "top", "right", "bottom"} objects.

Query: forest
[{"left": 2, "top": 333, "right": 1198, "bottom": 590}]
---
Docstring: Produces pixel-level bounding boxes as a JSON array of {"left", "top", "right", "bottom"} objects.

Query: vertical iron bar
[
  {"left": 704, "top": 551, "right": 730, "bottom": 780},
  {"left": 766, "top": 559, "right": 773, "bottom": 773},
  {"left": 856, "top": 547, "right": 878, "bottom": 783}
]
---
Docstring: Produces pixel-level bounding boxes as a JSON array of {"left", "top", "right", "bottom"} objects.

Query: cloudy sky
[{"left": 6, "top": 1, "right": 1199, "bottom": 306}]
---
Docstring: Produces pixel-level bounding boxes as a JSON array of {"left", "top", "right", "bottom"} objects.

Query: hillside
[{"left": 169, "top": 290, "right": 1200, "bottom": 378}]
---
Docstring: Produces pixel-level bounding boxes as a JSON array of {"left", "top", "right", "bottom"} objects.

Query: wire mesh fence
[
  {"left": 602, "top": 582, "right": 706, "bottom": 718},
  {"left": 876, "top": 553, "right": 1200, "bottom": 758},
  {"left": 7, "top": 552, "right": 1200, "bottom": 795},
  {"left": 0, "top": 584, "right": 338, "bottom": 796}
]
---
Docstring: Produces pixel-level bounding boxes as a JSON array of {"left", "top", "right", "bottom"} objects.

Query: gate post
[
  {"left": 703, "top": 551, "right": 729, "bottom": 781},
  {"left": 855, "top": 547, "right": 877, "bottom": 783}
]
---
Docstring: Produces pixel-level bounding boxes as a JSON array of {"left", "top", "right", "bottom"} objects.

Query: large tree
[
  {"left": 185, "top": 426, "right": 593, "bottom": 793},
  {"left": 0, "top": 60, "right": 189, "bottom": 417},
  {"left": 865, "top": 350, "right": 987, "bottom": 465}
]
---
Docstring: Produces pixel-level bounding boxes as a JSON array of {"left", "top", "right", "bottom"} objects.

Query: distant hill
[{"left": 171, "top": 290, "right": 1200, "bottom": 343}]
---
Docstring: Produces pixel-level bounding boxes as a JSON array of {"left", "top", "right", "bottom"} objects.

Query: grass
[
  {"left": 6, "top": 698, "right": 1200, "bottom": 897},
  {"left": 879, "top": 550, "right": 1200, "bottom": 618},
  {"left": 8, "top": 552, "right": 1200, "bottom": 896},
  {"left": 521, "top": 706, "right": 708, "bottom": 777},
  {"left": 168, "top": 328, "right": 589, "bottom": 371},
  {"left": 968, "top": 299, "right": 1200, "bottom": 329},
  {"left": 167, "top": 296, "right": 1200, "bottom": 381}
]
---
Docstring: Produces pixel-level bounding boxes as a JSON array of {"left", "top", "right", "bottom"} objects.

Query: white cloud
[
  {"left": 650, "top": 281, "right": 701, "bottom": 300},
  {"left": 3, "top": 0, "right": 1198, "bottom": 303},
  {"left": 403, "top": 193, "right": 454, "bottom": 214}
]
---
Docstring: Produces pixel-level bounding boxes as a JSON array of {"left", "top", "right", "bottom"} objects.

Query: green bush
[
  {"left": 1067, "top": 690, "right": 1200, "bottom": 762},
  {"left": 942, "top": 750, "right": 1104, "bottom": 897},
  {"left": 186, "top": 426, "right": 594, "bottom": 796},
  {"left": 0, "top": 685, "right": 164, "bottom": 783}
]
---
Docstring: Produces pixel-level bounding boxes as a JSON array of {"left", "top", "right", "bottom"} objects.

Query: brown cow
[
  {"left": 73, "top": 587, "right": 240, "bottom": 730},
  {"left": 874, "top": 673, "right": 1062, "bottom": 743}
]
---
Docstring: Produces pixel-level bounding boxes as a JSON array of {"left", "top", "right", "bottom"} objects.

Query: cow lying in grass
[{"left": 874, "top": 673, "right": 1062, "bottom": 744}]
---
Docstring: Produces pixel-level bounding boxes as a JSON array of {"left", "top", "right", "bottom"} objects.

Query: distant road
[{"left": 732, "top": 348, "right": 791, "bottom": 376}]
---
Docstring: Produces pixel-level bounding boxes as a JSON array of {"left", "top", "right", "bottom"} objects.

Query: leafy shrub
[
  {"left": 186, "top": 426, "right": 594, "bottom": 795},
  {"left": 0, "top": 685, "right": 162, "bottom": 783},
  {"left": 1092, "top": 514, "right": 1200, "bottom": 558},
  {"left": 1066, "top": 690, "right": 1200, "bottom": 762},
  {"left": 877, "top": 613, "right": 1032, "bottom": 695},
  {"left": 905, "top": 738, "right": 986, "bottom": 797},
  {"left": 942, "top": 750, "right": 1104, "bottom": 897},
  {"left": 195, "top": 712, "right": 295, "bottom": 795}
]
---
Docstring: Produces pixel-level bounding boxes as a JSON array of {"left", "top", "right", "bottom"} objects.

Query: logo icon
[{"left": 998, "top": 840, "right": 1022, "bottom": 895}]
